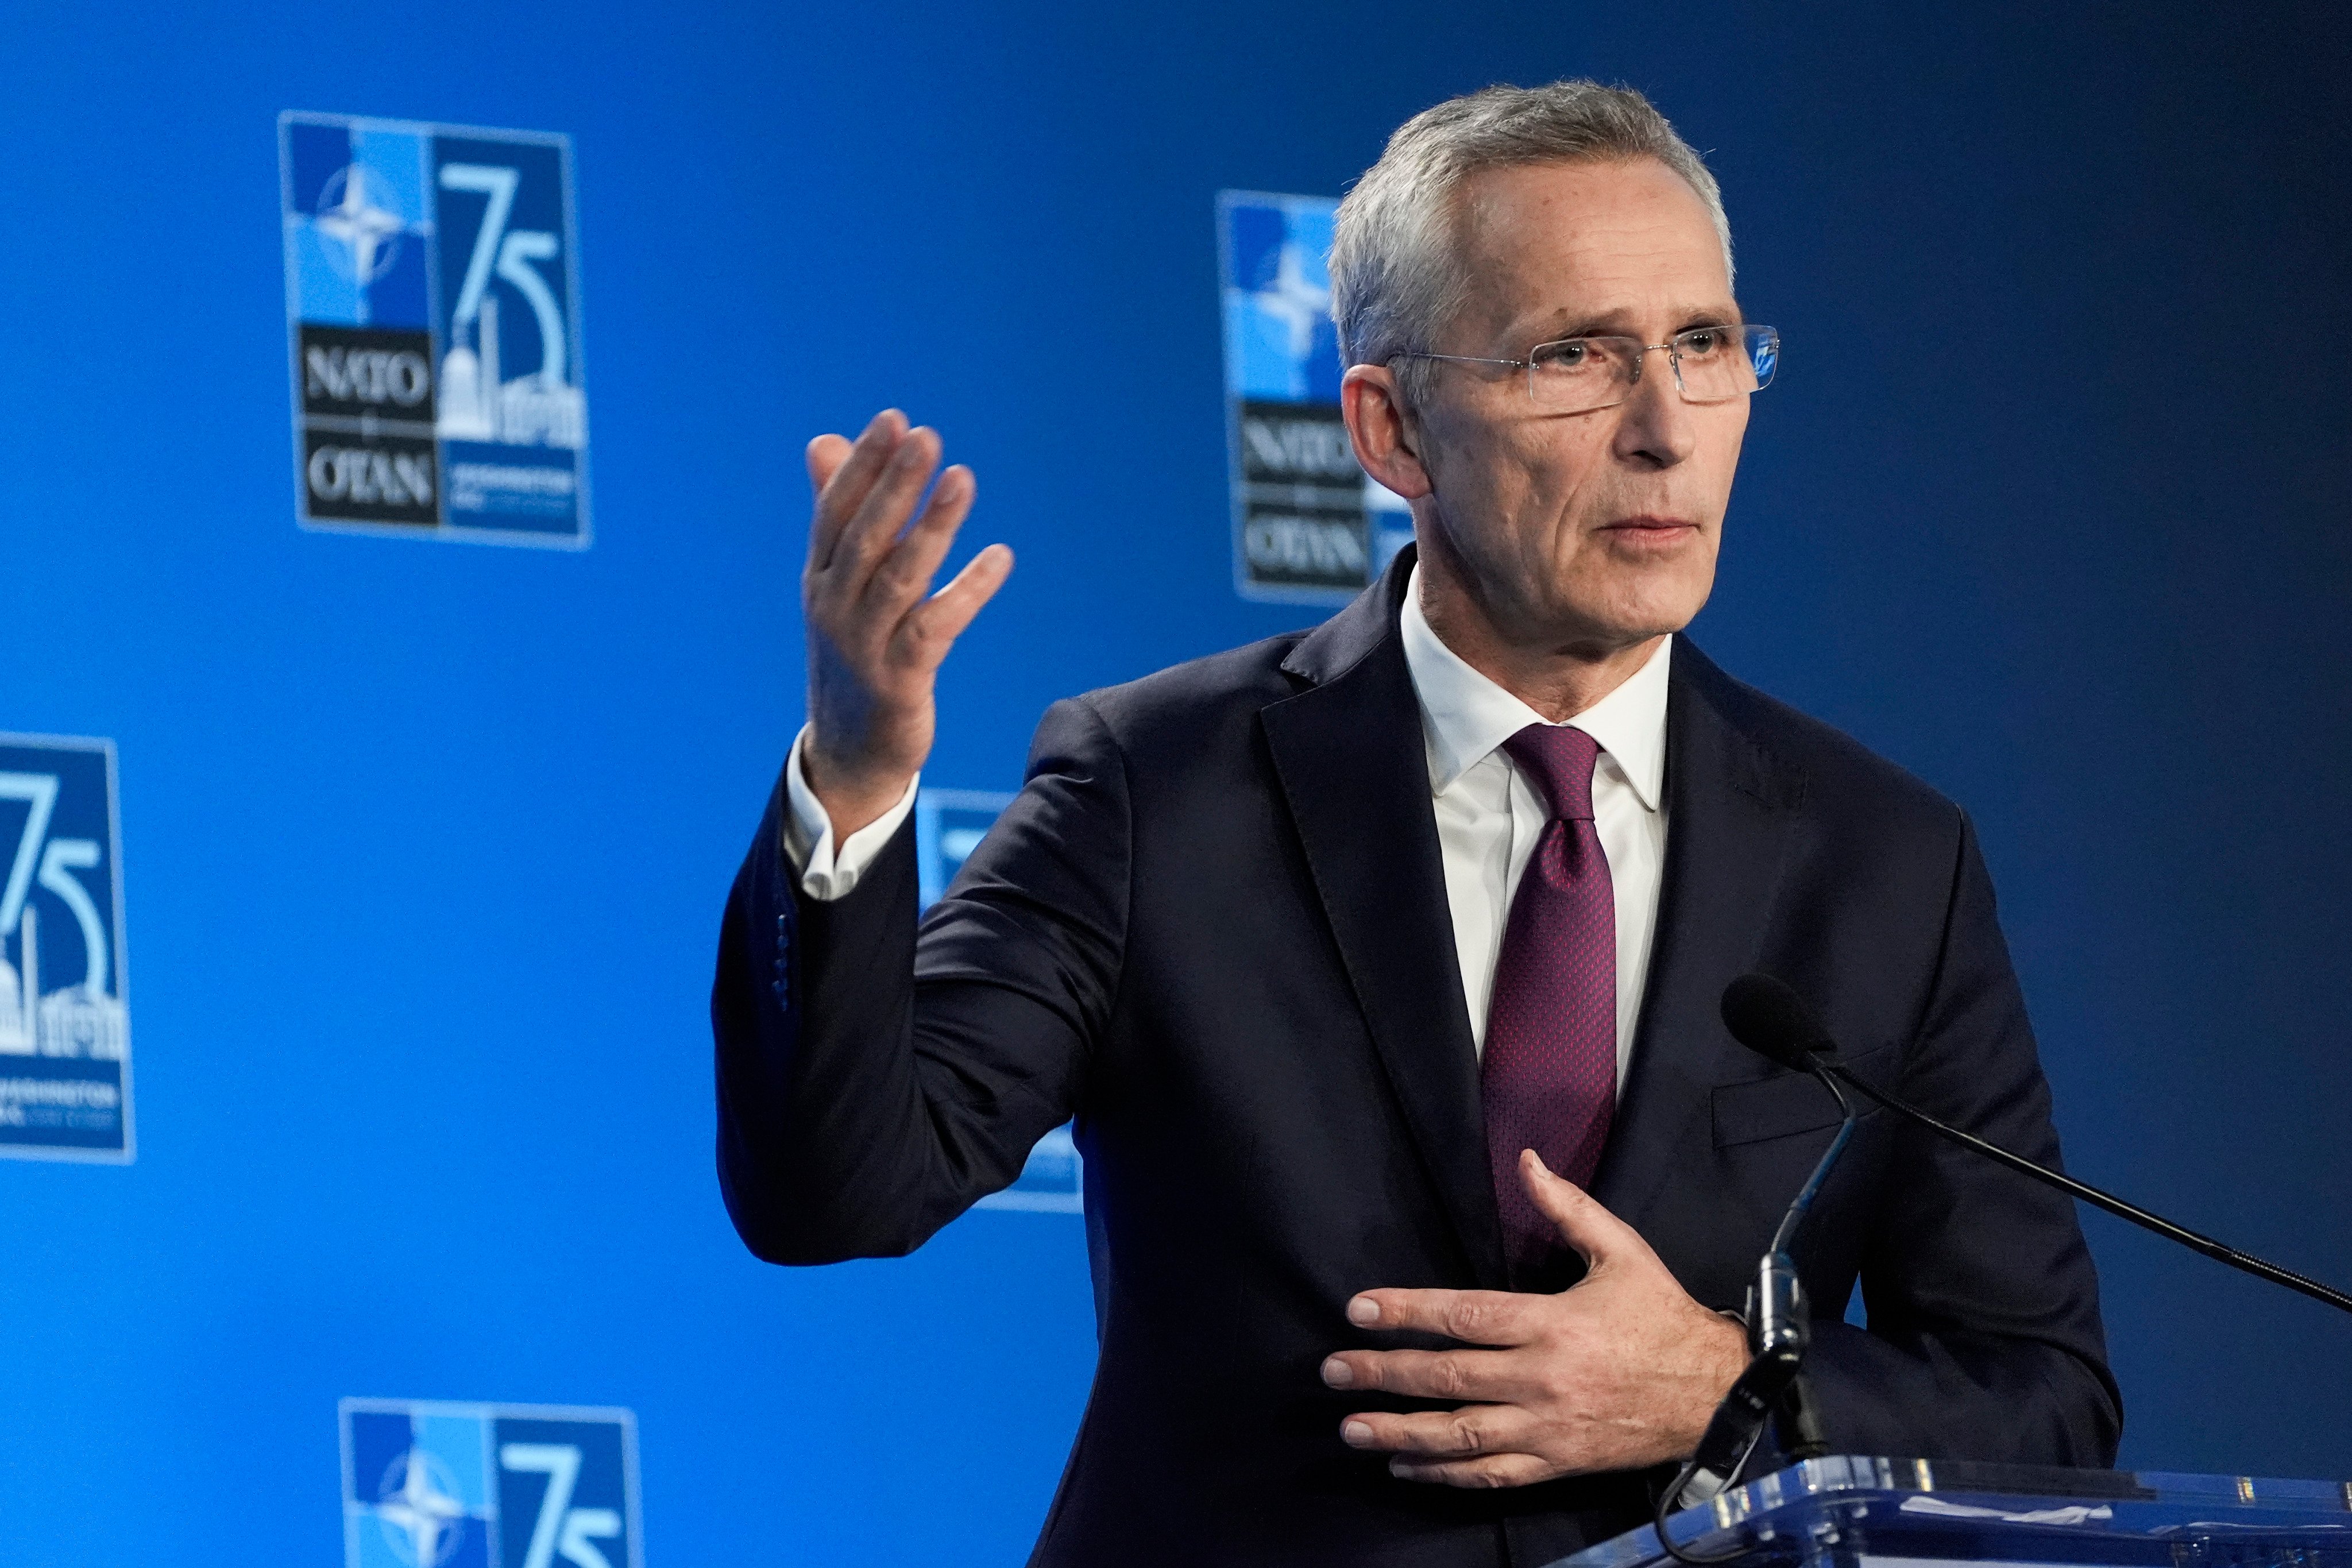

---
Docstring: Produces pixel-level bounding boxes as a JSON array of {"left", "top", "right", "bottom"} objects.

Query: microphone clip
[{"left": 1672, "top": 1251, "right": 1809, "bottom": 1512}]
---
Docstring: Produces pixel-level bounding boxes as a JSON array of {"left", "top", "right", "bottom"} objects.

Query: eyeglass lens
[{"left": 1525, "top": 327, "right": 1779, "bottom": 410}]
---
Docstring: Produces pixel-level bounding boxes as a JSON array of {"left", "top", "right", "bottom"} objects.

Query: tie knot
[{"left": 1501, "top": 723, "right": 1601, "bottom": 822}]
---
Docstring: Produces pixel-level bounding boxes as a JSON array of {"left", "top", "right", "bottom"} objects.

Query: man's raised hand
[{"left": 801, "top": 410, "right": 1013, "bottom": 839}]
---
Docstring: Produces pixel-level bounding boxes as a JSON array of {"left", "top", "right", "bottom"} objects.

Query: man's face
[{"left": 1405, "top": 157, "right": 1748, "bottom": 654}]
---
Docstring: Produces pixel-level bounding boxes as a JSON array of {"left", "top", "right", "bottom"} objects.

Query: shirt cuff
[{"left": 781, "top": 725, "right": 920, "bottom": 902}]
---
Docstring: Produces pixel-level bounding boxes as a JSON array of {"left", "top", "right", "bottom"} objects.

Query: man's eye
[
  {"left": 1679, "top": 329, "right": 1728, "bottom": 356},
  {"left": 1534, "top": 342, "right": 1594, "bottom": 371}
]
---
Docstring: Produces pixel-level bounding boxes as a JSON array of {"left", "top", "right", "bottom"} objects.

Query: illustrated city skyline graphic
[{"left": 0, "top": 772, "right": 126, "bottom": 1062}]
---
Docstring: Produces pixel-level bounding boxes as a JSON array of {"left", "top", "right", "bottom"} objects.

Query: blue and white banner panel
[
  {"left": 982, "top": 1123, "right": 1084, "bottom": 1214},
  {"left": 917, "top": 787, "right": 1083, "bottom": 1215},
  {"left": 280, "top": 113, "right": 591, "bottom": 547},
  {"left": 914, "top": 787, "right": 1017, "bottom": 910},
  {"left": 1217, "top": 190, "right": 1411, "bottom": 603},
  {"left": 340, "top": 1399, "right": 642, "bottom": 1568},
  {"left": 0, "top": 735, "right": 132, "bottom": 1162}
]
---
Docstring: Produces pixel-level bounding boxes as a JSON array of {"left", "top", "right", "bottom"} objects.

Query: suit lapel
[
  {"left": 1590, "top": 639, "right": 1808, "bottom": 1238},
  {"left": 1260, "top": 552, "right": 1507, "bottom": 1290},
  {"left": 1257, "top": 575, "right": 1806, "bottom": 1288}
]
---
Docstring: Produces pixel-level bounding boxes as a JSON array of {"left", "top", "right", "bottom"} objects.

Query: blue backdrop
[{"left": 2, "top": 1, "right": 2347, "bottom": 1562}]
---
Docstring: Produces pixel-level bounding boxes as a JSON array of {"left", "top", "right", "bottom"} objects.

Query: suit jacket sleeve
[
  {"left": 712, "top": 696, "right": 1130, "bottom": 1264},
  {"left": 1802, "top": 809, "right": 2123, "bottom": 1465}
]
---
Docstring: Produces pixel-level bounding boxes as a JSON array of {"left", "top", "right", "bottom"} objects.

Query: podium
[{"left": 1549, "top": 1456, "right": 2352, "bottom": 1568}]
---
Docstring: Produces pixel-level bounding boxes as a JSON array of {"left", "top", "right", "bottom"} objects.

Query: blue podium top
[{"left": 1548, "top": 1456, "right": 2352, "bottom": 1568}]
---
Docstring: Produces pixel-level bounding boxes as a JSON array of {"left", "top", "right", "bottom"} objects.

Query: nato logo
[
  {"left": 281, "top": 113, "right": 590, "bottom": 547},
  {"left": 340, "top": 1399, "right": 640, "bottom": 1568},
  {"left": 916, "top": 787, "right": 1083, "bottom": 1215},
  {"left": 915, "top": 787, "right": 1016, "bottom": 909},
  {"left": 1217, "top": 191, "right": 1412, "bottom": 602},
  {"left": 0, "top": 735, "right": 132, "bottom": 1162}
]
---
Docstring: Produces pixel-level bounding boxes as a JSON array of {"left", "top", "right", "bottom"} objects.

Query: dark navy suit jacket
[{"left": 712, "top": 549, "right": 2119, "bottom": 1567}]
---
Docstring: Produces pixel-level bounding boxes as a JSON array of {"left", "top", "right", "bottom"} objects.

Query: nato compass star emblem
[
  {"left": 313, "top": 164, "right": 409, "bottom": 286},
  {"left": 1251, "top": 238, "right": 1332, "bottom": 364},
  {"left": 374, "top": 1446, "right": 469, "bottom": 1567}
]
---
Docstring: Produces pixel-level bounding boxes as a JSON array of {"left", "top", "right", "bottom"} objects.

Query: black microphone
[
  {"left": 1720, "top": 972, "right": 2352, "bottom": 1318},
  {"left": 1720, "top": 972, "right": 1837, "bottom": 1068},
  {"left": 1660, "top": 979, "right": 1861, "bottom": 1531},
  {"left": 1659, "top": 971, "right": 2352, "bottom": 1565}
]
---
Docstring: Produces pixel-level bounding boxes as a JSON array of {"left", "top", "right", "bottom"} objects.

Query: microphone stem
[
  {"left": 1822, "top": 1063, "right": 2352, "bottom": 1319},
  {"left": 1777, "top": 1373, "right": 1829, "bottom": 1462},
  {"left": 1770, "top": 1069, "right": 1854, "bottom": 1257}
]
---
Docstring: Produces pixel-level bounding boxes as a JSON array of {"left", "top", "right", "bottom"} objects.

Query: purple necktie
[{"left": 1482, "top": 724, "right": 1617, "bottom": 1281}]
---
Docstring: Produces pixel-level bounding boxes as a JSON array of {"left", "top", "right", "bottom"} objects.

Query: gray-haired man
[{"left": 715, "top": 79, "right": 2117, "bottom": 1566}]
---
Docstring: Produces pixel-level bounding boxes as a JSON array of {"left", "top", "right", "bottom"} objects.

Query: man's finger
[
  {"left": 860, "top": 464, "right": 976, "bottom": 614},
  {"left": 810, "top": 409, "right": 908, "bottom": 573},
  {"left": 1337, "top": 1404, "right": 1537, "bottom": 1460},
  {"left": 1386, "top": 1452, "right": 1559, "bottom": 1489},
  {"left": 1320, "top": 1346, "right": 1520, "bottom": 1403},
  {"left": 891, "top": 543, "right": 1013, "bottom": 671},
  {"left": 1345, "top": 1286, "right": 1536, "bottom": 1345},
  {"left": 832, "top": 424, "right": 944, "bottom": 592},
  {"left": 1517, "top": 1149, "right": 1641, "bottom": 1268},
  {"left": 804, "top": 434, "right": 855, "bottom": 566},
  {"left": 806, "top": 434, "right": 853, "bottom": 492}
]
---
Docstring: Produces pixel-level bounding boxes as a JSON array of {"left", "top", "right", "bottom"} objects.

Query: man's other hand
[
  {"left": 1320, "top": 1149, "right": 1748, "bottom": 1488},
  {"left": 801, "top": 409, "right": 1014, "bottom": 840}
]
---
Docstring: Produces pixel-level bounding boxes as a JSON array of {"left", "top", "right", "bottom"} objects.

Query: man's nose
[{"left": 1613, "top": 346, "right": 1697, "bottom": 468}]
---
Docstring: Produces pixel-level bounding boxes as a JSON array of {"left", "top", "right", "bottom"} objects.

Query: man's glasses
[{"left": 1391, "top": 324, "right": 1780, "bottom": 414}]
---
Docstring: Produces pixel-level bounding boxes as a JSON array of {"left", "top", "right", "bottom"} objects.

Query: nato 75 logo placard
[
  {"left": 341, "top": 1399, "right": 640, "bottom": 1568},
  {"left": 0, "top": 735, "right": 132, "bottom": 1161},
  {"left": 280, "top": 113, "right": 590, "bottom": 547},
  {"left": 916, "top": 787, "right": 1082, "bottom": 1215},
  {"left": 1216, "top": 191, "right": 1411, "bottom": 603}
]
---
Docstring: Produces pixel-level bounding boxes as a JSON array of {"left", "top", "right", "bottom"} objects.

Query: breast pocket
[{"left": 1710, "top": 1044, "right": 1895, "bottom": 1149}]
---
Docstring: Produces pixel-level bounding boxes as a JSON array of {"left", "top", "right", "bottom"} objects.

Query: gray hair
[{"left": 1330, "top": 80, "right": 1733, "bottom": 401}]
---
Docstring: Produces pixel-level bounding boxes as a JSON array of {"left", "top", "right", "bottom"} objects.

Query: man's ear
[{"left": 1342, "top": 364, "right": 1433, "bottom": 501}]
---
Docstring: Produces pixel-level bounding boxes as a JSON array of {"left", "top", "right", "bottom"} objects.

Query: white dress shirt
[
  {"left": 1398, "top": 569, "right": 1670, "bottom": 1084},
  {"left": 782, "top": 569, "right": 1673, "bottom": 1086},
  {"left": 779, "top": 725, "right": 922, "bottom": 901}
]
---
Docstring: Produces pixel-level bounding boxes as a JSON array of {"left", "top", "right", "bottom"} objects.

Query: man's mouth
[{"left": 1598, "top": 515, "right": 1701, "bottom": 544}]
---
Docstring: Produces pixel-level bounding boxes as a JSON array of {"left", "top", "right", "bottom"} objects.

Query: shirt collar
[{"left": 1397, "top": 564, "right": 1671, "bottom": 812}]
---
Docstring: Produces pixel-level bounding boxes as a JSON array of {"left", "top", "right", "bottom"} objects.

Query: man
[{"left": 713, "top": 80, "right": 2119, "bottom": 1567}]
